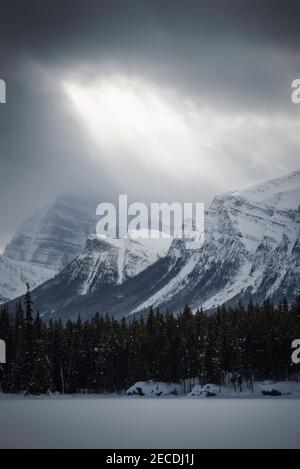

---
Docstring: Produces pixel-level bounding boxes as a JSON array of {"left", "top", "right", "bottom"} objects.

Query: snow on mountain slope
[
  {"left": 0, "top": 256, "right": 57, "bottom": 302},
  {"left": 4, "top": 194, "right": 98, "bottom": 271},
  {"left": 197, "top": 170, "right": 300, "bottom": 309},
  {"left": 229, "top": 170, "right": 300, "bottom": 207},
  {"left": 0, "top": 194, "right": 99, "bottom": 302},
  {"left": 216, "top": 170, "right": 300, "bottom": 254},
  {"left": 11, "top": 230, "right": 173, "bottom": 319},
  {"left": 74, "top": 232, "right": 170, "bottom": 295},
  {"left": 132, "top": 170, "right": 300, "bottom": 313},
  {"left": 130, "top": 240, "right": 201, "bottom": 314},
  {"left": 21, "top": 232, "right": 192, "bottom": 320},
  {"left": 7, "top": 170, "right": 299, "bottom": 319}
]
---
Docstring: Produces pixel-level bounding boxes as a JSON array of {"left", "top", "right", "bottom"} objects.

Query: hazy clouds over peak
[{"left": 0, "top": 0, "right": 300, "bottom": 251}]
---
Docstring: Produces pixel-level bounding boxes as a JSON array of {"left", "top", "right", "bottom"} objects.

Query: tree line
[{"left": 0, "top": 287, "right": 299, "bottom": 394}]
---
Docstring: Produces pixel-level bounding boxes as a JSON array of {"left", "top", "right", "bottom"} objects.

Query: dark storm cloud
[
  {"left": 1, "top": 0, "right": 300, "bottom": 54},
  {"left": 1, "top": 0, "right": 300, "bottom": 110},
  {"left": 0, "top": 0, "right": 300, "bottom": 250}
]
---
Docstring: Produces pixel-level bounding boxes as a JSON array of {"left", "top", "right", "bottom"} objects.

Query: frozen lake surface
[{"left": 0, "top": 396, "right": 300, "bottom": 448}]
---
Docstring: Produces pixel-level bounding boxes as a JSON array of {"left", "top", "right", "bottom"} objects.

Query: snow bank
[
  {"left": 126, "top": 381, "right": 181, "bottom": 396},
  {"left": 188, "top": 384, "right": 220, "bottom": 397},
  {"left": 260, "top": 381, "right": 300, "bottom": 396}
]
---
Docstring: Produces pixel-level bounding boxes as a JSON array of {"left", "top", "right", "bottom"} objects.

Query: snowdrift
[
  {"left": 260, "top": 381, "right": 300, "bottom": 396},
  {"left": 126, "top": 381, "right": 181, "bottom": 396},
  {"left": 188, "top": 384, "right": 220, "bottom": 397}
]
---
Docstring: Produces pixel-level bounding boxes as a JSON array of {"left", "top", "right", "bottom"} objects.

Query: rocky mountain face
[
  {"left": 1, "top": 193, "right": 171, "bottom": 309},
  {"left": 37, "top": 232, "right": 170, "bottom": 298},
  {"left": 0, "top": 256, "right": 57, "bottom": 304},
  {"left": 6, "top": 170, "right": 300, "bottom": 320},
  {"left": 131, "top": 170, "right": 300, "bottom": 313},
  {"left": 24, "top": 235, "right": 191, "bottom": 320},
  {"left": 0, "top": 194, "right": 99, "bottom": 302},
  {"left": 194, "top": 169, "right": 300, "bottom": 309},
  {"left": 4, "top": 194, "right": 99, "bottom": 270}
]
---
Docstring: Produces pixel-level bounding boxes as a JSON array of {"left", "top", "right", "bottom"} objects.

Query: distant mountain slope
[
  {"left": 4, "top": 194, "right": 99, "bottom": 270},
  {"left": 0, "top": 256, "right": 57, "bottom": 303},
  {"left": 0, "top": 194, "right": 99, "bottom": 302}
]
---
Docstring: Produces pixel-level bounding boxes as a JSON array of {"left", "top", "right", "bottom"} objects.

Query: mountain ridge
[{"left": 5, "top": 169, "right": 300, "bottom": 320}]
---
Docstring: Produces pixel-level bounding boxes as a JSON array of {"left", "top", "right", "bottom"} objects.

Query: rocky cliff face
[
  {"left": 141, "top": 170, "right": 300, "bottom": 312},
  {"left": 43, "top": 232, "right": 170, "bottom": 298}
]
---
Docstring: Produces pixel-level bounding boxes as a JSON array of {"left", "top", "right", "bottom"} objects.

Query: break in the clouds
[{"left": 0, "top": 0, "right": 300, "bottom": 251}]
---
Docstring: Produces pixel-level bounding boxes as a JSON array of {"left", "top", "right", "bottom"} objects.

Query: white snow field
[{"left": 1, "top": 396, "right": 300, "bottom": 448}]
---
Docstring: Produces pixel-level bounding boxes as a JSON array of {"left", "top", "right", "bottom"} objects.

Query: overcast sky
[{"left": 0, "top": 0, "right": 300, "bottom": 251}]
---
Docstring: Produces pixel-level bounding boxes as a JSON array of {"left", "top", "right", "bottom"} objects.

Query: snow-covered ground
[
  {"left": 1, "top": 380, "right": 300, "bottom": 448},
  {"left": 0, "top": 395, "right": 300, "bottom": 448}
]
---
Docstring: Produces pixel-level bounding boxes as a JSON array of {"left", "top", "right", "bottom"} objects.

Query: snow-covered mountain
[
  {"left": 7, "top": 170, "right": 300, "bottom": 319},
  {"left": 133, "top": 170, "right": 300, "bottom": 312},
  {"left": 21, "top": 231, "right": 171, "bottom": 319},
  {"left": 0, "top": 194, "right": 99, "bottom": 302},
  {"left": 0, "top": 192, "right": 171, "bottom": 306},
  {"left": 4, "top": 194, "right": 99, "bottom": 270},
  {"left": 46, "top": 232, "right": 170, "bottom": 297},
  {"left": 0, "top": 256, "right": 57, "bottom": 304}
]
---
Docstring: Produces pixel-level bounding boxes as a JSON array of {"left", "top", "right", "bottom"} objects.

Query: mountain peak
[{"left": 226, "top": 169, "right": 300, "bottom": 207}]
